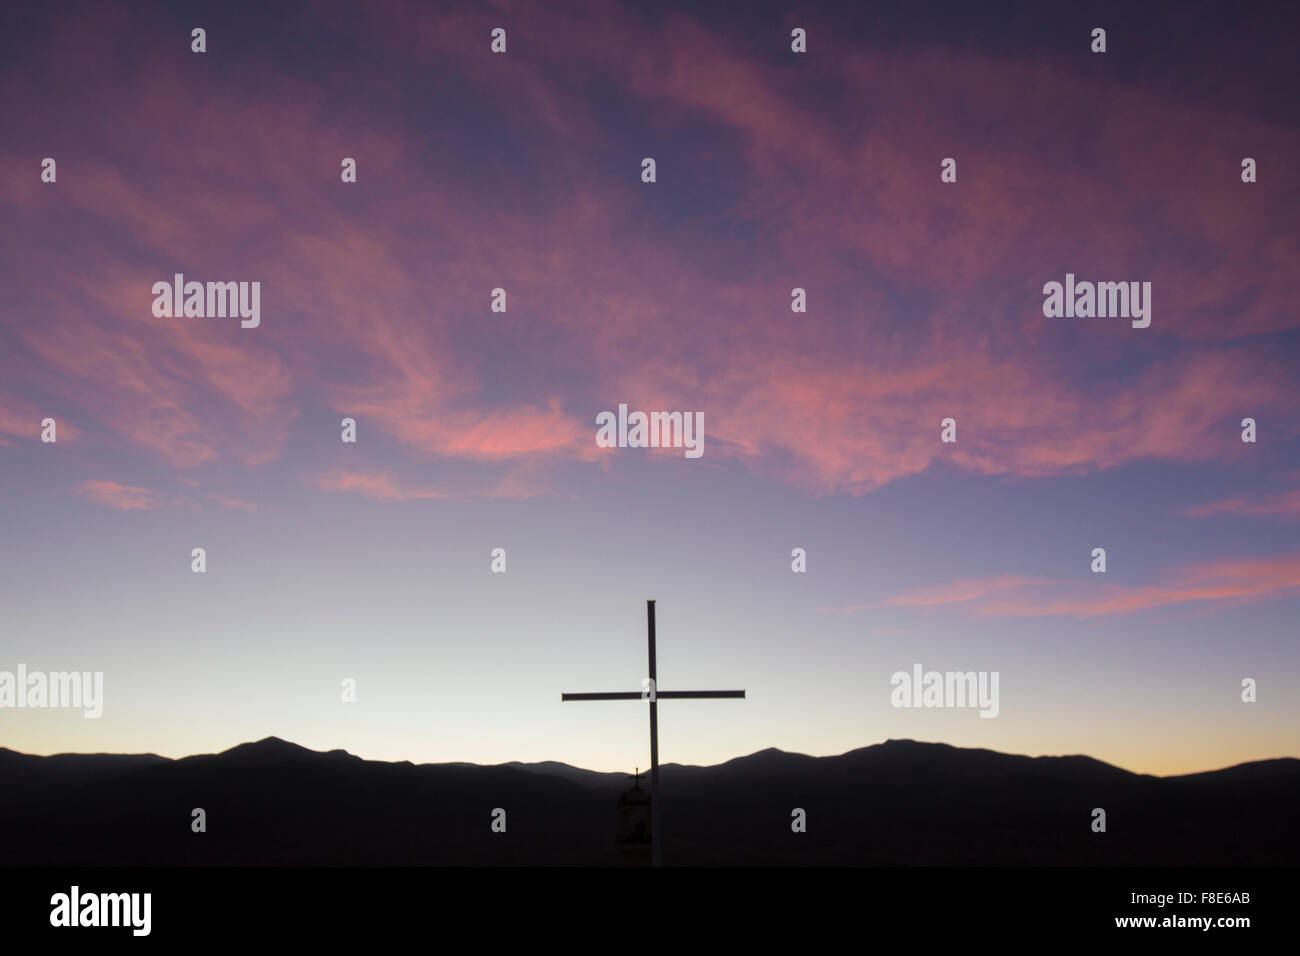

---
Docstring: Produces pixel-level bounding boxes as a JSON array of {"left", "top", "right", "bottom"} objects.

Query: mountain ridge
[
  {"left": 1, "top": 735, "right": 1296, "bottom": 865},
  {"left": 4, "top": 735, "right": 1292, "bottom": 780}
]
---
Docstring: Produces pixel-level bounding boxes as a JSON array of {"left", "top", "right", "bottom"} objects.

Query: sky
[{"left": 0, "top": 0, "right": 1297, "bottom": 776}]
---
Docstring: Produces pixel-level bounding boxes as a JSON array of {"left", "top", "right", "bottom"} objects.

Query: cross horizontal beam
[{"left": 562, "top": 690, "right": 745, "bottom": 701}]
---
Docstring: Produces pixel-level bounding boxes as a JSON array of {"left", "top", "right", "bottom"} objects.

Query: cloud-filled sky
[{"left": 1, "top": 0, "right": 1297, "bottom": 775}]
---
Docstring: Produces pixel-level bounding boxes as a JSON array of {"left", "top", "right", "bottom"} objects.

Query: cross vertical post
[{"left": 647, "top": 599, "right": 661, "bottom": 867}]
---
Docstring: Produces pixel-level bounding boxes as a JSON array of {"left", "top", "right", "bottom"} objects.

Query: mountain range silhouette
[{"left": 2, "top": 738, "right": 1295, "bottom": 865}]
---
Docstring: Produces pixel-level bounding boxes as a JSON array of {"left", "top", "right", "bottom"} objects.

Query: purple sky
[{"left": 1, "top": 0, "right": 1297, "bottom": 774}]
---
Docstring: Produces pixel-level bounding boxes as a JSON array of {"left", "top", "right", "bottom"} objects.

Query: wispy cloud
[
  {"left": 860, "top": 555, "right": 1300, "bottom": 620},
  {"left": 0, "top": 396, "right": 81, "bottom": 445},
  {"left": 313, "top": 465, "right": 565, "bottom": 502},
  {"left": 314, "top": 470, "right": 452, "bottom": 503},
  {"left": 208, "top": 494, "right": 257, "bottom": 512},
  {"left": 1187, "top": 478, "right": 1300, "bottom": 519},
  {"left": 75, "top": 479, "right": 171, "bottom": 511},
  {"left": 1, "top": 2, "right": 1296, "bottom": 501}
]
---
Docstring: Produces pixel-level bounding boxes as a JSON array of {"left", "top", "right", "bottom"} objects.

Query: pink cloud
[
  {"left": 314, "top": 471, "right": 452, "bottom": 503},
  {"left": 75, "top": 480, "right": 170, "bottom": 511},
  {"left": 0, "top": 396, "right": 81, "bottom": 444},
  {"left": 881, "top": 574, "right": 1041, "bottom": 609},
  {"left": 313, "top": 465, "right": 564, "bottom": 502},
  {"left": 868, "top": 554, "right": 1300, "bottom": 620},
  {"left": 1186, "top": 484, "right": 1300, "bottom": 520},
  {"left": 208, "top": 494, "right": 258, "bottom": 512},
  {"left": 1, "top": 3, "right": 1296, "bottom": 500}
]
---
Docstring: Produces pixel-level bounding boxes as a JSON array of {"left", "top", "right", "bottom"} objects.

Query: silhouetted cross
[{"left": 562, "top": 599, "right": 745, "bottom": 866}]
